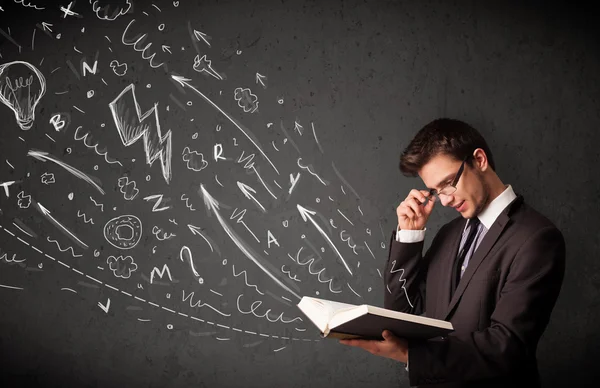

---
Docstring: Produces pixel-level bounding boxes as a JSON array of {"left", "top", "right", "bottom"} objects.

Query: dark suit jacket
[{"left": 384, "top": 195, "right": 565, "bottom": 388}]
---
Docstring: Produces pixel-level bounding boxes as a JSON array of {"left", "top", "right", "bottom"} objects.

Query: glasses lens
[{"left": 439, "top": 185, "right": 457, "bottom": 196}]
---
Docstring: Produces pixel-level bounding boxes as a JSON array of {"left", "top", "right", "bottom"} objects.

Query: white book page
[{"left": 297, "top": 297, "right": 359, "bottom": 332}]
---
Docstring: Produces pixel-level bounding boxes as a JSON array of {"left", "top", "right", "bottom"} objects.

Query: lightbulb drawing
[{"left": 0, "top": 61, "right": 46, "bottom": 131}]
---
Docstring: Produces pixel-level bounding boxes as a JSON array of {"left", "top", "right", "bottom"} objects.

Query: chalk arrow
[
  {"left": 36, "top": 202, "right": 88, "bottom": 249},
  {"left": 193, "top": 30, "right": 211, "bottom": 47},
  {"left": 98, "top": 298, "right": 110, "bottom": 313},
  {"left": 187, "top": 224, "right": 218, "bottom": 254},
  {"left": 237, "top": 181, "right": 266, "bottom": 212},
  {"left": 42, "top": 22, "right": 53, "bottom": 32},
  {"left": 171, "top": 74, "right": 279, "bottom": 175},
  {"left": 297, "top": 204, "right": 353, "bottom": 276},
  {"left": 255, "top": 72, "right": 267, "bottom": 89},
  {"left": 162, "top": 45, "right": 171, "bottom": 54},
  {"left": 199, "top": 184, "right": 300, "bottom": 299}
]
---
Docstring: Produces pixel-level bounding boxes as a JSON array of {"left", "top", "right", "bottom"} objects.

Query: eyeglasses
[{"left": 428, "top": 154, "right": 470, "bottom": 200}]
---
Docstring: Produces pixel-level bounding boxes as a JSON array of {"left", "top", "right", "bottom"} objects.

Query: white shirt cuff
[{"left": 395, "top": 226, "right": 426, "bottom": 243}]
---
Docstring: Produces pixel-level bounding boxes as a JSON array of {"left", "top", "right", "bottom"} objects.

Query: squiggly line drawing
[
  {"left": 294, "top": 247, "right": 340, "bottom": 293},
  {"left": 297, "top": 158, "right": 328, "bottom": 185},
  {"left": 2, "top": 224, "right": 316, "bottom": 342},
  {"left": 47, "top": 237, "right": 82, "bottom": 258},
  {"left": 74, "top": 126, "right": 123, "bottom": 166},
  {"left": 388, "top": 259, "right": 414, "bottom": 309},
  {"left": 281, "top": 265, "right": 301, "bottom": 282},
  {"left": 14, "top": 0, "right": 45, "bottom": 11},
  {"left": 236, "top": 294, "right": 303, "bottom": 324},
  {"left": 89, "top": 196, "right": 104, "bottom": 211},
  {"left": 121, "top": 19, "right": 165, "bottom": 69},
  {"left": 232, "top": 264, "right": 264, "bottom": 295},
  {"left": 152, "top": 225, "right": 175, "bottom": 241},
  {"left": 77, "top": 210, "right": 94, "bottom": 224},
  {"left": 182, "top": 289, "right": 230, "bottom": 317},
  {"left": 180, "top": 194, "right": 195, "bottom": 211}
]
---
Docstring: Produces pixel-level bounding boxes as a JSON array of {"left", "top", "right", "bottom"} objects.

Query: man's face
[{"left": 419, "top": 153, "right": 490, "bottom": 219}]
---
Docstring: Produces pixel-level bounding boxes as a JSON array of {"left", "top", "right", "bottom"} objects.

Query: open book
[{"left": 297, "top": 296, "right": 454, "bottom": 340}]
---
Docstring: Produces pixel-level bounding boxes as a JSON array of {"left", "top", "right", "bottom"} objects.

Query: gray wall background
[{"left": 0, "top": 0, "right": 597, "bottom": 387}]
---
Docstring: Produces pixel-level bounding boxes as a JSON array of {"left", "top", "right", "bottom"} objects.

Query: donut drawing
[{"left": 103, "top": 215, "right": 142, "bottom": 250}]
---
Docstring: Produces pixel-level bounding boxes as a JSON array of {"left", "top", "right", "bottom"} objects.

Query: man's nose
[{"left": 440, "top": 194, "right": 453, "bottom": 207}]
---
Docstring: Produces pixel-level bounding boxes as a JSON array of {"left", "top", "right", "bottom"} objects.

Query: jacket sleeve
[
  {"left": 383, "top": 225, "right": 447, "bottom": 315},
  {"left": 406, "top": 225, "right": 566, "bottom": 386}
]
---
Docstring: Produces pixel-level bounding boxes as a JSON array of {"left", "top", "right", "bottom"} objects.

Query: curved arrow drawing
[
  {"left": 171, "top": 74, "right": 279, "bottom": 176},
  {"left": 237, "top": 181, "right": 266, "bottom": 212},
  {"left": 297, "top": 204, "right": 353, "bottom": 276},
  {"left": 36, "top": 202, "right": 88, "bottom": 249},
  {"left": 199, "top": 184, "right": 300, "bottom": 299}
]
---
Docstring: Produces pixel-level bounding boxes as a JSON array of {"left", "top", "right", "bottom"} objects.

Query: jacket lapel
[{"left": 442, "top": 195, "right": 524, "bottom": 320}]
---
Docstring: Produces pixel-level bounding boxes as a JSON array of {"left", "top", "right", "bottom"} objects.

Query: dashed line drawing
[
  {"left": 0, "top": 284, "right": 24, "bottom": 290},
  {"left": 0, "top": 60, "right": 46, "bottom": 130},
  {"left": 47, "top": 237, "right": 83, "bottom": 258},
  {"left": 61, "top": 287, "right": 77, "bottom": 293},
  {"left": 12, "top": 219, "right": 36, "bottom": 238},
  {"left": 110, "top": 84, "right": 172, "bottom": 184}
]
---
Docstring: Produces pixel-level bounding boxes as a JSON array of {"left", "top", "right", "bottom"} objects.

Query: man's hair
[{"left": 399, "top": 118, "right": 496, "bottom": 177}]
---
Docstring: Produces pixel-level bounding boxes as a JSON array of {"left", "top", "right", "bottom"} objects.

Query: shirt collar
[{"left": 476, "top": 184, "right": 517, "bottom": 230}]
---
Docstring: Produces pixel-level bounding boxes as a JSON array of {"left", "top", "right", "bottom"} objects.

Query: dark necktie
[{"left": 451, "top": 217, "right": 481, "bottom": 294}]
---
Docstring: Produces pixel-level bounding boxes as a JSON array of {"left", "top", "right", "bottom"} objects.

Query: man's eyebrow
[{"left": 429, "top": 173, "right": 455, "bottom": 190}]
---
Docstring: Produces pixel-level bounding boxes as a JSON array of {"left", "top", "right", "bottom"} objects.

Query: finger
[
  {"left": 409, "top": 189, "right": 428, "bottom": 204},
  {"left": 399, "top": 203, "right": 416, "bottom": 219},
  {"left": 405, "top": 197, "right": 424, "bottom": 217}
]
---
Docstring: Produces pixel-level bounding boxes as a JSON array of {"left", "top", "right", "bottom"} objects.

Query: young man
[{"left": 340, "top": 118, "right": 566, "bottom": 387}]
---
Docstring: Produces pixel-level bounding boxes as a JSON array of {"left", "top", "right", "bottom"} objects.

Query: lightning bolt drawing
[{"left": 109, "top": 84, "right": 173, "bottom": 184}]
